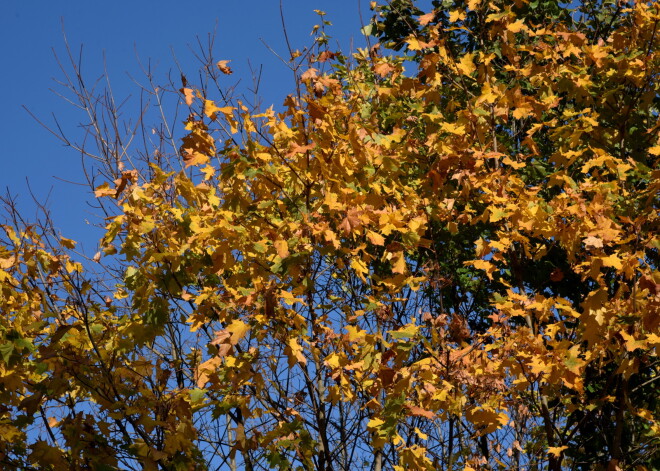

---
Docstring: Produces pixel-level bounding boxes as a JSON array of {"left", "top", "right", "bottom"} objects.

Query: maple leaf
[
  {"left": 601, "top": 253, "right": 622, "bottom": 270},
  {"left": 457, "top": 53, "right": 476, "bottom": 76},
  {"left": 274, "top": 239, "right": 290, "bottom": 259},
  {"left": 8, "top": 2, "right": 660, "bottom": 469},
  {"left": 180, "top": 87, "right": 195, "bottom": 106},
  {"left": 216, "top": 60, "right": 232, "bottom": 74},
  {"left": 286, "top": 338, "right": 307, "bottom": 367},
  {"left": 547, "top": 446, "right": 568, "bottom": 457},
  {"left": 448, "top": 9, "right": 466, "bottom": 22},
  {"left": 418, "top": 11, "right": 435, "bottom": 26},
  {"left": 366, "top": 230, "right": 385, "bottom": 246},
  {"left": 407, "top": 405, "right": 435, "bottom": 419},
  {"left": 467, "top": 259, "right": 497, "bottom": 280},
  {"left": 182, "top": 150, "right": 209, "bottom": 167},
  {"left": 300, "top": 68, "right": 319, "bottom": 82},
  {"left": 583, "top": 236, "right": 604, "bottom": 248},
  {"left": 94, "top": 182, "right": 117, "bottom": 198},
  {"left": 507, "top": 19, "right": 527, "bottom": 33},
  {"left": 373, "top": 61, "right": 395, "bottom": 77}
]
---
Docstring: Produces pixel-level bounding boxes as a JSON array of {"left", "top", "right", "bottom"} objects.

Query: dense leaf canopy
[{"left": 1, "top": 1, "right": 659, "bottom": 470}]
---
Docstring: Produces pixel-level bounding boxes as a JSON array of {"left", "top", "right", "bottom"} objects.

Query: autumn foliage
[{"left": 1, "top": 1, "right": 659, "bottom": 469}]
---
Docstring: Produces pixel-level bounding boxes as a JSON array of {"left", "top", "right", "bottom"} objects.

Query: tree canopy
[{"left": 1, "top": 1, "right": 659, "bottom": 470}]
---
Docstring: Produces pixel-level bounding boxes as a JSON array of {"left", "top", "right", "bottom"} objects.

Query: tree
[{"left": 1, "top": 1, "right": 659, "bottom": 469}]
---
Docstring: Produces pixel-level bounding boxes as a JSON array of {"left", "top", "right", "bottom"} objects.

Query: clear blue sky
[{"left": 1, "top": 1, "right": 371, "bottom": 251}]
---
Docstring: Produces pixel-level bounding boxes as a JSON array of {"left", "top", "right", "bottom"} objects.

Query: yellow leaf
[
  {"left": 345, "top": 325, "right": 366, "bottom": 342},
  {"left": 512, "top": 104, "right": 533, "bottom": 120},
  {"left": 502, "top": 156, "right": 526, "bottom": 169},
  {"left": 392, "top": 252, "right": 406, "bottom": 274},
  {"left": 183, "top": 151, "right": 209, "bottom": 168},
  {"left": 196, "top": 357, "right": 221, "bottom": 387},
  {"left": 203, "top": 100, "right": 234, "bottom": 120},
  {"left": 457, "top": 53, "right": 476, "bottom": 76},
  {"left": 601, "top": 254, "right": 622, "bottom": 270},
  {"left": 619, "top": 330, "right": 647, "bottom": 352},
  {"left": 325, "top": 353, "right": 341, "bottom": 369},
  {"left": 367, "top": 417, "right": 384, "bottom": 430},
  {"left": 547, "top": 446, "right": 568, "bottom": 457},
  {"left": 414, "top": 427, "right": 428, "bottom": 440},
  {"left": 226, "top": 319, "right": 250, "bottom": 345},
  {"left": 373, "top": 61, "right": 395, "bottom": 77},
  {"left": 60, "top": 237, "right": 77, "bottom": 249},
  {"left": 286, "top": 338, "right": 307, "bottom": 367},
  {"left": 367, "top": 230, "right": 385, "bottom": 246},
  {"left": 467, "top": 259, "right": 496, "bottom": 280},
  {"left": 407, "top": 37, "right": 422, "bottom": 51},
  {"left": 351, "top": 258, "right": 369, "bottom": 280},
  {"left": 507, "top": 19, "right": 527, "bottom": 33},
  {"left": 390, "top": 322, "right": 419, "bottom": 340},
  {"left": 448, "top": 9, "right": 466, "bottom": 22},
  {"left": 440, "top": 122, "right": 465, "bottom": 135},
  {"left": 94, "top": 182, "right": 116, "bottom": 198},
  {"left": 274, "top": 239, "right": 290, "bottom": 259}
]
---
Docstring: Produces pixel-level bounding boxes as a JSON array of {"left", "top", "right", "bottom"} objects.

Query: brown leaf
[
  {"left": 550, "top": 268, "right": 564, "bottom": 282},
  {"left": 301, "top": 68, "right": 319, "bottom": 82},
  {"left": 216, "top": 60, "right": 233, "bottom": 74},
  {"left": 317, "top": 51, "right": 336, "bottom": 62}
]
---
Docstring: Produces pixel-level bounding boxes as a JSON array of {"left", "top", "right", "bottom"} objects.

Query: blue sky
[{"left": 1, "top": 0, "right": 371, "bottom": 251}]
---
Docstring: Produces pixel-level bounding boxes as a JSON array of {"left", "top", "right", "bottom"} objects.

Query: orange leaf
[
  {"left": 274, "top": 240, "right": 290, "bottom": 259},
  {"left": 408, "top": 405, "right": 435, "bottom": 419},
  {"left": 216, "top": 60, "right": 233, "bottom": 74},
  {"left": 367, "top": 231, "right": 385, "bottom": 246},
  {"left": 301, "top": 68, "right": 319, "bottom": 82},
  {"left": 180, "top": 87, "right": 195, "bottom": 106},
  {"left": 373, "top": 62, "right": 395, "bottom": 77},
  {"left": 418, "top": 11, "right": 435, "bottom": 26}
]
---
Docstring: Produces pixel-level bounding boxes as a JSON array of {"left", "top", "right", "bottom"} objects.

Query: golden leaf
[
  {"left": 457, "top": 53, "right": 476, "bottom": 76},
  {"left": 274, "top": 240, "right": 290, "bottom": 259},
  {"left": 547, "top": 446, "right": 568, "bottom": 457},
  {"left": 507, "top": 19, "right": 527, "bottom": 33},
  {"left": 367, "top": 230, "right": 385, "bottom": 246}
]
